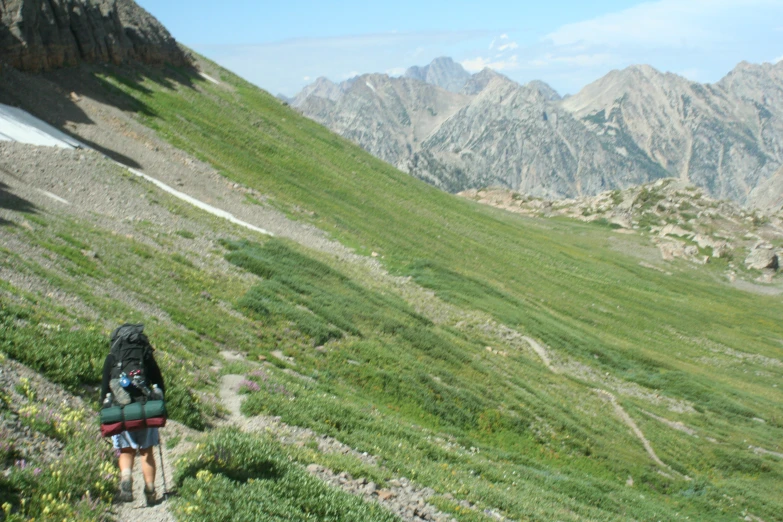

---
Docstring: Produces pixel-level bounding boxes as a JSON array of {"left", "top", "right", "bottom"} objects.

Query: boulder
[{"left": 745, "top": 246, "right": 779, "bottom": 271}]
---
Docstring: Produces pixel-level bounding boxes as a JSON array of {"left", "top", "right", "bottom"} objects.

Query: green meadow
[{"left": 0, "top": 56, "right": 781, "bottom": 520}]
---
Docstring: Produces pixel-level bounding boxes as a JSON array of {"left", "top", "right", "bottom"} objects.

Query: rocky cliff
[{"left": 0, "top": 0, "right": 189, "bottom": 72}]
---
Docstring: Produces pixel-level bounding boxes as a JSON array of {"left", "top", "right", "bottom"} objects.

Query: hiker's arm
[
  {"left": 100, "top": 354, "right": 113, "bottom": 399},
  {"left": 147, "top": 354, "right": 165, "bottom": 395}
]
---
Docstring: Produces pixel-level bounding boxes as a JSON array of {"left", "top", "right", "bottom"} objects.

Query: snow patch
[
  {"left": 122, "top": 166, "right": 273, "bottom": 237},
  {"left": 365, "top": 82, "right": 376, "bottom": 92},
  {"left": 0, "top": 104, "right": 272, "bottom": 238},
  {"left": 0, "top": 104, "right": 85, "bottom": 149},
  {"left": 37, "top": 190, "right": 70, "bottom": 205},
  {"left": 199, "top": 72, "right": 221, "bottom": 85}
]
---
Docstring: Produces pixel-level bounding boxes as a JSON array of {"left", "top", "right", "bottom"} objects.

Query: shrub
[{"left": 173, "top": 429, "right": 398, "bottom": 521}]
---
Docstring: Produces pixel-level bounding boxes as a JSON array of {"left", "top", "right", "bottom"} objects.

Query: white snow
[
  {"left": 0, "top": 103, "right": 271, "bottom": 237},
  {"left": 365, "top": 82, "right": 376, "bottom": 92},
  {"left": 0, "top": 104, "right": 85, "bottom": 149},
  {"left": 199, "top": 72, "right": 221, "bottom": 85},
  {"left": 37, "top": 190, "right": 70, "bottom": 205},
  {"left": 123, "top": 167, "right": 273, "bottom": 237}
]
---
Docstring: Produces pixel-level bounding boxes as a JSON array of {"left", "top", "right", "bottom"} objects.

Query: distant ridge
[{"left": 293, "top": 57, "right": 783, "bottom": 209}]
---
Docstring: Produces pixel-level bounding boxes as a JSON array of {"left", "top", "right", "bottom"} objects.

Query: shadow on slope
[
  {"left": 0, "top": 60, "right": 199, "bottom": 169},
  {"left": 0, "top": 180, "right": 36, "bottom": 226}
]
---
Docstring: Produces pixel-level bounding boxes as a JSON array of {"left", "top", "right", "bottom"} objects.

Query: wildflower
[{"left": 239, "top": 380, "right": 260, "bottom": 393}]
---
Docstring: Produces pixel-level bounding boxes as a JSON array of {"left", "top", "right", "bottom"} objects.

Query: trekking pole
[{"left": 157, "top": 433, "right": 169, "bottom": 500}]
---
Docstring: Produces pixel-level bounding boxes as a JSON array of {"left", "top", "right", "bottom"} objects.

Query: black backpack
[{"left": 109, "top": 323, "right": 153, "bottom": 401}]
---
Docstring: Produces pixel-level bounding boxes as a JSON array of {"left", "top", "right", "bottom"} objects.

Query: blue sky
[{"left": 137, "top": 0, "right": 783, "bottom": 97}]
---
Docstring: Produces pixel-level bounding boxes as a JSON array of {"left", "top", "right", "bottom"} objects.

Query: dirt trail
[
  {"left": 217, "top": 361, "right": 464, "bottom": 522},
  {"left": 522, "top": 336, "right": 558, "bottom": 373},
  {"left": 523, "top": 336, "right": 681, "bottom": 475},
  {"left": 113, "top": 419, "right": 198, "bottom": 521},
  {"left": 593, "top": 389, "right": 669, "bottom": 469}
]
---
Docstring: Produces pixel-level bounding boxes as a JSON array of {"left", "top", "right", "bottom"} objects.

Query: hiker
[{"left": 100, "top": 324, "right": 165, "bottom": 506}]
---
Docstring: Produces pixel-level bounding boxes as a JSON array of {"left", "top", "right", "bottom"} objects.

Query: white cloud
[
  {"left": 303, "top": 76, "right": 311, "bottom": 81},
  {"left": 526, "top": 0, "right": 783, "bottom": 94},
  {"left": 471, "top": 33, "right": 520, "bottom": 73},
  {"left": 461, "top": 55, "right": 519, "bottom": 73},
  {"left": 527, "top": 53, "right": 615, "bottom": 69},
  {"left": 386, "top": 67, "right": 406, "bottom": 76},
  {"left": 200, "top": 29, "right": 491, "bottom": 96},
  {"left": 545, "top": 0, "right": 778, "bottom": 49}
]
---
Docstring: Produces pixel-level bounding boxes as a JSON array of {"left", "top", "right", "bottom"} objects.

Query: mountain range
[{"left": 292, "top": 57, "right": 783, "bottom": 210}]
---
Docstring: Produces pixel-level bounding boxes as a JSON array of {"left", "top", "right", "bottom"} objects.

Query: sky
[{"left": 137, "top": 0, "right": 783, "bottom": 97}]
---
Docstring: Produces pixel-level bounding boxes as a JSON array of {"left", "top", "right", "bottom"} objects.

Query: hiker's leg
[
  {"left": 119, "top": 448, "right": 135, "bottom": 474},
  {"left": 118, "top": 448, "right": 135, "bottom": 502},
  {"left": 139, "top": 447, "right": 156, "bottom": 487}
]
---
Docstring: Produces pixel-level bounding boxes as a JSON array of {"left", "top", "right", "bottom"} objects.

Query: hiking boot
[
  {"left": 118, "top": 479, "right": 133, "bottom": 503},
  {"left": 144, "top": 485, "right": 156, "bottom": 507}
]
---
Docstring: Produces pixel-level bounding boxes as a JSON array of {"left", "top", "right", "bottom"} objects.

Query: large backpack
[
  {"left": 109, "top": 323, "right": 152, "bottom": 402},
  {"left": 101, "top": 323, "right": 167, "bottom": 438}
]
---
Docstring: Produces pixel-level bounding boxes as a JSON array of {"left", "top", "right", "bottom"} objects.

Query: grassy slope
[
  {"left": 89, "top": 62, "right": 783, "bottom": 520},
  {"left": 0, "top": 57, "right": 780, "bottom": 521}
]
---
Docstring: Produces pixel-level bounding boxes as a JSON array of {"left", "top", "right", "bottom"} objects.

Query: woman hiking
[{"left": 100, "top": 323, "right": 165, "bottom": 506}]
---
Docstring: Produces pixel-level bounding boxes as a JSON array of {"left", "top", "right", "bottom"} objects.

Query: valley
[{"left": 1, "top": 2, "right": 782, "bottom": 521}]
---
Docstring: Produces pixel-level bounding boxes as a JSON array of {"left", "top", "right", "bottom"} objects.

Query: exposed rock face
[
  {"left": 293, "top": 57, "right": 783, "bottom": 208},
  {"left": 295, "top": 64, "right": 661, "bottom": 196},
  {"left": 562, "top": 63, "right": 783, "bottom": 207},
  {"left": 0, "top": 0, "right": 189, "bottom": 72},
  {"left": 404, "top": 56, "right": 471, "bottom": 93},
  {"left": 526, "top": 80, "right": 561, "bottom": 102},
  {"left": 419, "top": 74, "right": 660, "bottom": 197},
  {"left": 291, "top": 76, "right": 352, "bottom": 107},
  {"left": 296, "top": 73, "right": 471, "bottom": 186}
]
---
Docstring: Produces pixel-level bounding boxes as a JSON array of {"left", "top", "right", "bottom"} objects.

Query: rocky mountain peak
[
  {"left": 460, "top": 68, "right": 509, "bottom": 95},
  {"left": 0, "top": 0, "right": 190, "bottom": 72},
  {"left": 404, "top": 56, "right": 471, "bottom": 93},
  {"left": 292, "top": 76, "right": 345, "bottom": 107},
  {"left": 525, "top": 80, "right": 561, "bottom": 101}
]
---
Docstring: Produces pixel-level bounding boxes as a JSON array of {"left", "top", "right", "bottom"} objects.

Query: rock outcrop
[
  {"left": 0, "top": 0, "right": 190, "bottom": 72},
  {"left": 459, "top": 178, "right": 783, "bottom": 280}
]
